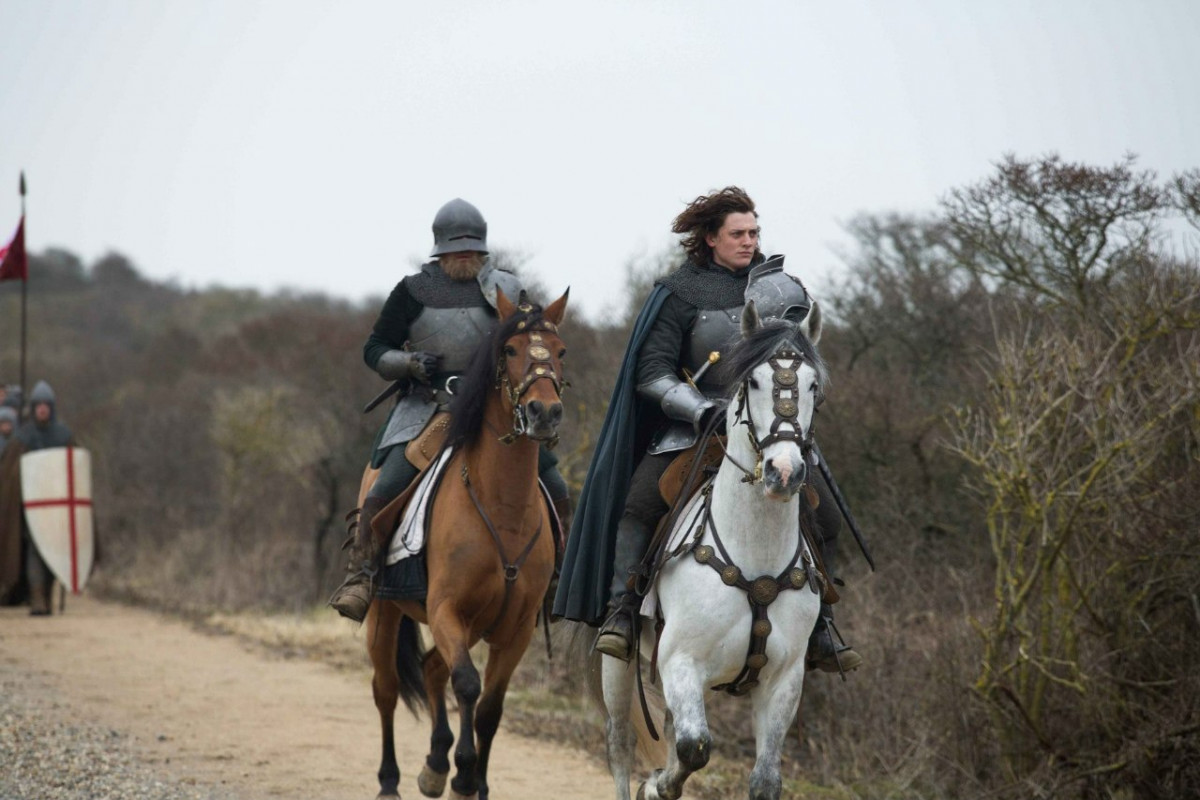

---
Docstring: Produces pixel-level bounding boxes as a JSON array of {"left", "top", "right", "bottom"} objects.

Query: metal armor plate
[
  {"left": 407, "top": 306, "right": 497, "bottom": 374},
  {"left": 685, "top": 306, "right": 742, "bottom": 394},
  {"left": 379, "top": 394, "right": 439, "bottom": 451},
  {"left": 477, "top": 262, "right": 524, "bottom": 310},
  {"left": 745, "top": 255, "right": 811, "bottom": 322},
  {"left": 20, "top": 447, "right": 94, "bottom": 594}
]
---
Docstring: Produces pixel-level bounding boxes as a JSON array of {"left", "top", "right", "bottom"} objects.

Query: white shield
[{"left": 21, "top": 447, "right": 95, "bottom": 593}]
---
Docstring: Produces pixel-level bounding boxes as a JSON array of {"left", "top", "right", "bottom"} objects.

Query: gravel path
[
  {"left": 0, "top": 596, "right": 615, "bottom": 800},
  {"left": 0, "top": 666, "right": 235, "bottom": 800}
]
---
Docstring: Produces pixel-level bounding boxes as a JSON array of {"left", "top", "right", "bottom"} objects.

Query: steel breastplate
[
  {"left": 686, "top": 305, "right": 744, "bottom": 396},
  {"left": 407, "top": 306, "right": 497, "bottom": 373}
]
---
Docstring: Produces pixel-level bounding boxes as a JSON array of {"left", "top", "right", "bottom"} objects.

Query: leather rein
[{"left": 469, "top": 308, "right": 564, "bottom": 641}]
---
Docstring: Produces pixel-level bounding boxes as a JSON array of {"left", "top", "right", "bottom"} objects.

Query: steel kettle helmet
[{"left": 430, "top": 198, "right": 488, "bottom": 256}]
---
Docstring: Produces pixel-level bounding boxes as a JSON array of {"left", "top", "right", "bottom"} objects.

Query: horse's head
[
  {"left": 723, "top": 299, "right": 826, "bottom": 502},
  {"left": 492, "top": 287, "right": 570, "bottom": 443}
]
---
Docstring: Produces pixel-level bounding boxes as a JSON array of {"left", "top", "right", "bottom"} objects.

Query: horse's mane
[
  {"left": 715, "top": 318, "right": 829, "bottom": 392},
  {"left": 446, "top": 302, "right": 548, "bottom": 449}
]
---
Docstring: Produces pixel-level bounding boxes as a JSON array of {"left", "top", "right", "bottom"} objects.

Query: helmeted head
[
  {"left": 0, "top": 405, "right": 15, "bottom": 436},
  {"left": 29, "top": 380, "right": 55, "bottom": 425},
  {"left": 430, "top": 198, "right": 488, "bottom": 257}
]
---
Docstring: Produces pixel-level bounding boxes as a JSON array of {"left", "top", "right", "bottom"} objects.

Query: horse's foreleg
[
  {"left": 601, "top": 655, "right": 638, "bottom": 800},
  {"left": 419, "top": 649, "right": 453, "bottom": 798},
  {"left": 367, "top": 601, "right": 404, "bottom": 800},
  {"left": 474, "top": 631, "right": 533, "bottom": 800},
  {"left": 429, "top": 611, "right": 481, "bottom": 799},
  {"left": 643, "top": 659, "right": 709, "bottom": 800},
  {"left": 747, "top": 671, "right": 804, "bottom": 800}
]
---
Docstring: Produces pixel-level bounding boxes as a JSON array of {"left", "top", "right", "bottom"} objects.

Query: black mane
[
  {"left": 445, "top": 302, "right": 548, "bottom": 448},
  {"left": 715, "top": 318, "right": 828, "bottom": 393}
]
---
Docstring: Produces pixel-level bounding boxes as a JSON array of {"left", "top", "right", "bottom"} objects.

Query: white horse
[{"left": 600, "top": 299, "right": 828, "bottom": 800}]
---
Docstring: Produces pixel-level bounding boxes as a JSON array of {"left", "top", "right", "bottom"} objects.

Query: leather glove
[
  {"left": 376, "top": 350, "right": 440, "bottom": 383},
  {"left": 699, "top": 404, "right": 723, "bottom": 434}
]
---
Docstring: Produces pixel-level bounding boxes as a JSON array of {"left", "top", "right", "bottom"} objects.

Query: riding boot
[
  {"left": 807, "top": 601, "right": 863, "bottom": 673},
  {"left": 594, "top": 515, "right": 652, "bottom": 662},
  {"left": 807, "top": 530, "right": 863, "bottom": 673},
  {"left": 329, "top": 496, "right": 389, "bottom": 623}
]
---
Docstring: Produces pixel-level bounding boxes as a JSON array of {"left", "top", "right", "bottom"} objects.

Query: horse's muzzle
[
  {"left": 763, "top": 454, "right": 806, "bottom": 501},
  {"left": 524, "top": 398, "right": 563, "bottom": 440}
]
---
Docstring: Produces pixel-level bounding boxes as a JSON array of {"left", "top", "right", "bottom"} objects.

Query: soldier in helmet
[
  {"left": 329, "top": 198, "right": 572, "bottom": 622},
  {"left": 0, "top": 381, "right": 77, "bottom": 613},
  {"left": 553, "top": 187, "right": 863, "bottom": 672},
  {"left": 0, "top": 406, "right": 15, "bottom": 452}
]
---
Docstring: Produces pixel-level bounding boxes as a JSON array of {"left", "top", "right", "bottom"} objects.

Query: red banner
[{"left": 0, "top": 216, "right": 27, "bottom": 282}]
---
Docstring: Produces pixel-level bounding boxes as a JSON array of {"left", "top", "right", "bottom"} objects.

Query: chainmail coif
[
  {"left": 655, "top": 256, "right": 764, "bottom": 309},
  {"left": 405, "top": 261, "right": 494, "bottom": 308}
]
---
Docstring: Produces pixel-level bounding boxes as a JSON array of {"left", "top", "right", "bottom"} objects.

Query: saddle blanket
[
  {"left": 385, "top": 446, "right": 455, "bottom": 566},
  {"left": 640, "top": 476, "right": 713, "bottom": 620}
]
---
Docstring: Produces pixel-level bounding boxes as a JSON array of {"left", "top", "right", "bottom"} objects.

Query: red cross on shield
[{"left": 21, "top": 446, "right": 95, "bottom": 594}]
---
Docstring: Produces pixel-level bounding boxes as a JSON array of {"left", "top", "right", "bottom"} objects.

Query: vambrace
[{"left": 637, "top": 374, "right": 714, "bottom": 428}]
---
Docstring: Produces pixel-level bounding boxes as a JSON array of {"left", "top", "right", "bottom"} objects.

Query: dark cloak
[{"left": 552, "top": 286, "right": 671, "bottom": 624}]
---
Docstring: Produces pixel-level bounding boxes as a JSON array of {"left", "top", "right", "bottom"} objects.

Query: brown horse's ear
[
  {"left": 544, "top": 288, "right": 570, "bottom": 326},
  {"left": 496, "top": 287, "right": 518, "bottom": 321}
]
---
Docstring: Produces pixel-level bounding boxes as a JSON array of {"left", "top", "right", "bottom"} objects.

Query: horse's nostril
[
  {"left": 549, "top": 403, "right": 563, "bottom": 423},
  {"left": 528, "top": 400, "right": 545, "bottom": 416}
]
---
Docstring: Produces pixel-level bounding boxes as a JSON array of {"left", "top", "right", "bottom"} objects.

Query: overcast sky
[{"left": 2, "top": 0, "right": 1197, "bottom": 320}]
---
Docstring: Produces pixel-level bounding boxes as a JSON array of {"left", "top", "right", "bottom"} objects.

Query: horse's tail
[
  {"left": 396, "top": 615, "right": 429, "bottom": 717},
  {"left": 569, "top": 621, "right": 668, "bottom": 767}
]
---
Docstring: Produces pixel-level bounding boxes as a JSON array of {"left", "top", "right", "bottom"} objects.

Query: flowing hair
[{"left": 672, "top": 186, "right": 759, "bottom": 265}]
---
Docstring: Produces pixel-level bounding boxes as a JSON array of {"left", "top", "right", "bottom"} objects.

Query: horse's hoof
[
  {"left": 418, "top": 764, "right": 449, "bottom": 797},
  {"left": 375, "top": 793, "right": 401, "bottom": 800},
  {"left": 637, "top": 769, "right": 664, "bottom": 800},
  {"left": 446, "top": 791, "right": 478, "bottom": 800}
]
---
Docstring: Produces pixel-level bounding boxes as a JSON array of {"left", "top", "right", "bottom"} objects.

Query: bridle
[
  {"left": 727, "top": 345, "right": 818, "bottom": 485},
  {"left": 493, "top": 306, "right": 567, "bottom": 446}
]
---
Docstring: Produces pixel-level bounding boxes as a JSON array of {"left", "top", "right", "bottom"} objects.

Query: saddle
[
  {"left": 369, "top": 412, "right": 452, "bottom": 544},
  {"left": 657, "top": 435, "right": 725, "bottom": 511}
]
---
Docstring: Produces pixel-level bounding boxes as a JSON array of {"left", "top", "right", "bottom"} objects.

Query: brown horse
[{"left": 362, "top": 288, "right": 569, "bottom": 800}]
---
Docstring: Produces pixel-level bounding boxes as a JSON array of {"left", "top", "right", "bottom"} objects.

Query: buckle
[{"left": 444, "top": 375, "right": 461, "bottom": 395}]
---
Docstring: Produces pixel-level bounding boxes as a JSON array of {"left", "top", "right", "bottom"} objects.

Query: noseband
[
  {"left": 730, "top": 346, "right": 817, "bottom": 484},
  {"left": 494, "top": 308, "right": 566, "bottom": 445}
]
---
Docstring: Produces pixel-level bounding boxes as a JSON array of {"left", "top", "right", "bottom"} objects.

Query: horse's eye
[
  {"left": 558, "top": 348, "right": 567, "bottom": 359},
  {"left": 810, "top": 382, "right": 818, "bottom": 394},
  {"left": 749, "top": 377, "right": 760, "bottom": 390},
  {"left": 504, "top": 345, "right": 518, "bottom": 357}
]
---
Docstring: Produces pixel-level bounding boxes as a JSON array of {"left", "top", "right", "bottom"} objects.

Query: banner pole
[{"left": 18, "top": 171, "right": 27, "bottom": 423}]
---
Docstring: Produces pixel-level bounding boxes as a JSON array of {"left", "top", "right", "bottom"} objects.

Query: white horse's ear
[
  {"left": 741, "top": 300, "right": 762, "bottom": 338},
  {"left": 801, "top": 300, "right": 822, "bottom": 345}
]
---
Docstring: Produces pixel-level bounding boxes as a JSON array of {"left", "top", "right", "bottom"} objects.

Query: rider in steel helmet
[{"left": 430, "top": 198, "right": 488, "bottom": 257}]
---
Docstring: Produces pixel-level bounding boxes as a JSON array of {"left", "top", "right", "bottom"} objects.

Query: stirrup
[
  {"left": 328, "top": 561, "right": 379, "bottom": 623},
  {"left": 594, "top": 598, "right": 637, "bottom": 662},
  {"left": 808, "top": 617, "right": 863, "bottom": 678}
]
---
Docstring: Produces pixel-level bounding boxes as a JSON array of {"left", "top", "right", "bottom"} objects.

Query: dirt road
[{"left": 0, "top": 596, "right": 616, "bottom": 800}]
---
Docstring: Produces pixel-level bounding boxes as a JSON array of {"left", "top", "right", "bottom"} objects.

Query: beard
[{"left": 439, "top": 253, "right": 486, "bottom": 281}]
